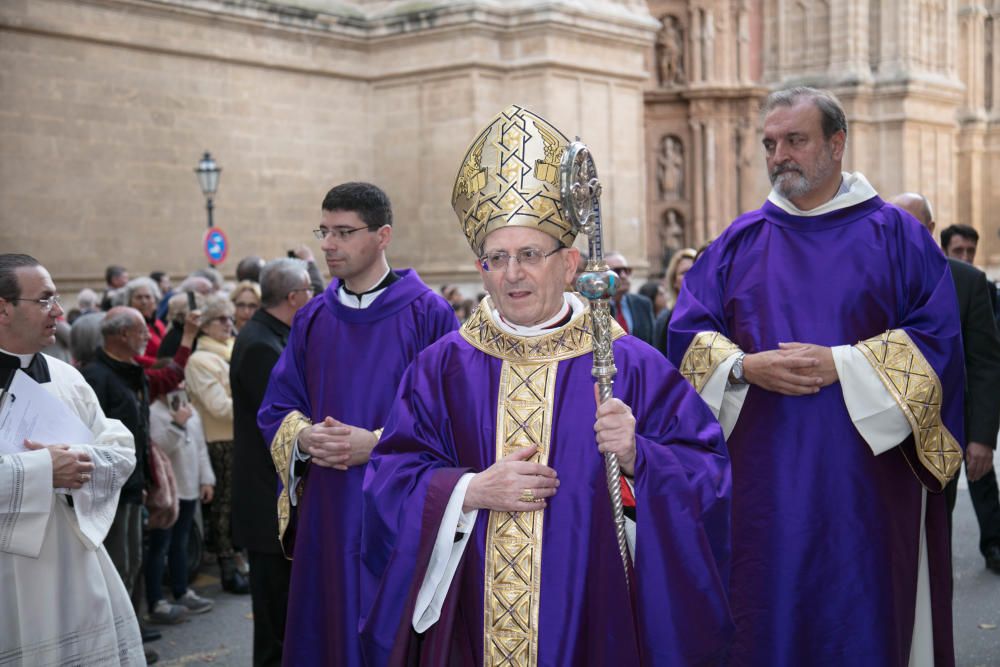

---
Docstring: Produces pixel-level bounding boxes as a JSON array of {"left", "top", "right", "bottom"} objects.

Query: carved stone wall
[
  {"left": 644, "top": 0, "right": 1000, "bottom": 272},
  {"left": 0, "top": 0, "right": 657, "bottom": 289}
]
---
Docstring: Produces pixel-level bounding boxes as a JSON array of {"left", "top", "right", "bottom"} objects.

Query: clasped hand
[
  {"left": 298, "top": 416, "right": 377, "bottom": 470},
  {"left": 743, "top": 342, "right": 838, "bottom": 396}
]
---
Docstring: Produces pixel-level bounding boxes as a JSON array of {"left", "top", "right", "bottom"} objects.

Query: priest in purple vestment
[
  {"left": 360, "top": 105, "right": 733, "bottom": 667},
  {"left": 668, "top": 87, "right": 964, "bottom": 667},
  {"left": 257, "top": 182, "right": 458, "bottom": 667}
]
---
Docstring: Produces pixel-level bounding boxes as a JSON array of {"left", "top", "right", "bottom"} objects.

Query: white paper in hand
[{"left": 0, "top": 370, "right": 92, "bottom": 455}]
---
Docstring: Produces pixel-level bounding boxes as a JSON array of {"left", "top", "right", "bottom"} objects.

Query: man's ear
[
  {"left": 0, "top": 298, "right": 10, "bottom": 322},
  {"left": 376, "top": 225, "right": 393, "bottom": 251},
  {"left": 830, "top": 130, "right": 847, "bottom": 161}
]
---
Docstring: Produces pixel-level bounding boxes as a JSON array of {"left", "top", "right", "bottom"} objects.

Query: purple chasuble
[
  {"left": 258, "top": 269, "right": 458, "bottom": 667},
  {"left": 668, "top": 197, "right": 964, "bottom": 667},
  {"left": 360, "top": 315, "right": 734, "bottom": 667}
]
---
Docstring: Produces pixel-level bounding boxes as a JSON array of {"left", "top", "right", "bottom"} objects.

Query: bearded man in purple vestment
[
  {"left": 668, "top": 87, "right": 965, "bottom": 667},
  {"left": 257, "top": 182, "right": 459, "bottom": 667},
  {"left": 359, "top": 105, "right": 733, "bottom": 667}
]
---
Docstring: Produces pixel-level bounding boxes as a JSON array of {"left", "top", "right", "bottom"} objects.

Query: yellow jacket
[{"left": 184, "top": 335, "right": 234, "bottom": 444}]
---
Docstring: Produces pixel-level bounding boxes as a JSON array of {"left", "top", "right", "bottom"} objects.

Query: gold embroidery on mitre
[
  {"left": 483, "top": 360, "right": 558, "bottom": 667},
  {"left": 452, "top": 105, "right": 576, "bottom": 255},
  {"left": 459, "top": 297, "right": 626, "bottom": 364},
  {"left": 270, "top": 410, "right": 312, "bottom": 558},
  {"left": 679, "top": 331, "right": 742, "bottom": 393},
  {"left": 856, "top": 329, "right": 963, "bottom": 486}
]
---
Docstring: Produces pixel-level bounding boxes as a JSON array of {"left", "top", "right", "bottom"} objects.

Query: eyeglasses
[
  {"left": 234, "top": 302, "right": 258, "bottom": 310},
  {"left": 312, "top": 226, "right": 371, "bottom": 241},
  {"left": 609, "top": 266, "right": 633, "bottom": 277},
  {"left": 211, "top": 315, "right": 234, "bottom": 325},
  {"left": 479, "top": 246, "right": 564, "bottom": 272},
  {"left": 288, "top": 287, "right": 314, "bottom": 296},
  {"left": 11, "top": 295, "right": 62, "bottom": 312}
]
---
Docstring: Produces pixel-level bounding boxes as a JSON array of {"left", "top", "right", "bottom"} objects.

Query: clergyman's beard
[
  {"left": 771, "top": 168, "right": 810, "bottom": 200},
  {"left": 770, "top": 152, "right": 837, "bottom": 203}
]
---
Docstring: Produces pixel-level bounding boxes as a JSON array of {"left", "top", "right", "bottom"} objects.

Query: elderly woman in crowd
[
  {"left": 184, "top": 294, "right": 248, "bottom": 594},
  {"left": 652, "top": 247, "right": 697, "bottom": 355},
  {"left": 125, "top": 276, "right": 164, "bottom": 366},
  {"left": 159, "top": 291, "right": 205, "bottom": 359},
  {"left": 229, "top": 280, "right": 261, "bottom": 335}
]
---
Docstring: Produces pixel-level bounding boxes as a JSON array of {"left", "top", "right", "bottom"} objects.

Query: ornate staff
[{"left": 560, "top": 140, "right": 630, "bottom": 586}]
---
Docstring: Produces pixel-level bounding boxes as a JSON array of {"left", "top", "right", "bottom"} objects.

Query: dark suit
[
  {"left": 612, "top": 292, "right": 655, "bottom": 345},
  {"left": 944, "top": 258, "right": 1000, "bottom": 561},
  {"left": 230, "top": 308, "right": 293, "bottom": 667}
]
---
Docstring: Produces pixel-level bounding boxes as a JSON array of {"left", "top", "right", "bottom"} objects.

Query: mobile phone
[
  {"left": 287, "top": 250, "right": 296, "bottom": 258},
  {"left": 167, "top": 389, "right": 188, "bottom": 412},
  {"left": 186, "top": 290, "right": 197, "bottom": 311}
]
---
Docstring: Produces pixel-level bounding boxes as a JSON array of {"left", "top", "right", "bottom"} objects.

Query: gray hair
[
  {"left": 100, "top": 308, "right": 142, "bottom": 338},
  {"left": 70, "top": 311, "right": 104, "bottom": 366},
  {"left": 177, "top": 275, "right": 213, "bottom": 295},
  {"left": 260, "top": 258, "right": 309, "bottom": 309},
  {"left": 198, "top": 294, "right": 234, "bottom": 331},
  {"left": 76, "top": 288, "right": 99, "bottom": 311},
  {"left": 166, "top": 291, "right": 204, "bottom": 325},
  {"left": 762, "top": 86, "right": 848, "bottom": 139},
  {"left": 124, "top": 276, "right": 162, "bottom": 307},
  {"left": 191, "top": 267, "right": 223, "bottom": 291}
]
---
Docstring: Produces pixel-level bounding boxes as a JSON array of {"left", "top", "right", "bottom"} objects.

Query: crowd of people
[{"left": 1, "top": 86, "right": 998, "bottom": 667}]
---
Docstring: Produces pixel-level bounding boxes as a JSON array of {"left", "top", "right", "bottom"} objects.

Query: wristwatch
[{"left": 728, "top": 353, "right": 747, "bottom": 385}]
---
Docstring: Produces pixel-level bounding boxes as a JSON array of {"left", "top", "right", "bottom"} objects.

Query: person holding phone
[{"left": 146, "top": 389, "right": 216, "bottom": 620}]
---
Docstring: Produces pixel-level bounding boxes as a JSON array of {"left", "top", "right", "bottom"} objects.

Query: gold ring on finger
[{"left": 519, "top": 488, "right": 535, "bottom": 503}]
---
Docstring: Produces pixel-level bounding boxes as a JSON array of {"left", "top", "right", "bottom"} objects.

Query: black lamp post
[{"left": 194, "top": 151, "right": 221, "bottom": 228}]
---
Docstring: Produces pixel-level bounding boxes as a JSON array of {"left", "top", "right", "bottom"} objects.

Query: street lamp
[{"left": 194, "top": 151, "right": 221, "bottom": 228}]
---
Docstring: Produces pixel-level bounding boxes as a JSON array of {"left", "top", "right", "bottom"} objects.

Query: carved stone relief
[
  {"left": 656, "top": 15, "right": 685, "bottom": 86},
  {"left": 656, "top": 135, "right": 685, "bottom": 199},
  {"left": 658, "top": 209, "right": 686, "bottom": 264}
]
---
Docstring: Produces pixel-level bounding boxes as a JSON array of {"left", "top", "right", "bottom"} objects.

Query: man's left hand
[
  {"left": 325, "top": 419, "right": 378, "bottom": 471},
  {"left": 966, "top": 441, "right": 994, "bottom": 482},
  {"left": 777, "top": 342, "right": 839, "bottom": 387},
  {"left": 594, "top": 385, "right": 637, "bottom": 477}
]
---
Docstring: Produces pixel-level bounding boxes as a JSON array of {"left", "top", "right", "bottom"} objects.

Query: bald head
[{"left": 890, "top": 192, "right": 934, "bottom": 233}]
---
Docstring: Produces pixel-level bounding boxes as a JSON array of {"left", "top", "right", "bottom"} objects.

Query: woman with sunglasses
[{"left": 184, "top": 295, "right": 249, "bottom": 594}]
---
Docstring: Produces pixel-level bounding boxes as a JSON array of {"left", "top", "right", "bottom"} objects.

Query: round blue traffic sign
[{"left": 203, "top": 228, "right": 229, "bottom": 265}]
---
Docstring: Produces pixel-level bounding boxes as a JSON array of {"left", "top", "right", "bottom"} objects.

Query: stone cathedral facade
[
  {"left": 1, "top": 0, "right": 997, "bottom": 287},
  {"left": 645, "top": 0, "right": 1000, "bottom": 273}
]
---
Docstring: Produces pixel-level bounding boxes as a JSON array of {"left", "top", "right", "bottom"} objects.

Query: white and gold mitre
[{"left": 451, "top": 104, "right": 577, "bottom": 255}]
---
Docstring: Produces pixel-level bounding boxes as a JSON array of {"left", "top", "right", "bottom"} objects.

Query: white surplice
[{"left": 0, "top": 353, "right": 143, "bottom": 666}]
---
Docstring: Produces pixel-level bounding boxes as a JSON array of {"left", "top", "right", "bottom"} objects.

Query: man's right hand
[
  {"left": 25, "top": 440, "right": 94, "bottom": 489},
  {"left": 463, "top": 445, "right": 559, "bottom": 513},
  {"left": 298, "top": 416, "right": 377, "bottom": 470},
  {"left": 742, "top": 348, "right": 823, "bottom": 396}
]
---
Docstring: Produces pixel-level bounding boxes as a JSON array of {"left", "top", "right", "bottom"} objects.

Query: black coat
[
  {"left": 949, "top": 258, "right": 1000, "bottom": 448},
  {"left": 612, "top": 292, "right": 656, "bottom": 345},
  {"left": 230, "top": 308, "right": 291, "bottom": 554},
  {"left": 82, "top": 349, "right": 150, "bottom": 504}
]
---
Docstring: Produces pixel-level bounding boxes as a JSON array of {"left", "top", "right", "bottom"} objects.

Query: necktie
[{"left": 613, "top": 297, "right": 630, "bottom": 334}]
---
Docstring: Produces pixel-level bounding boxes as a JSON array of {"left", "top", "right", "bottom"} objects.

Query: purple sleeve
[
  {"left": 359, "top": 347, "right": 470, "bottom": 666},
  {"left": 615, "top": 341, "right": 734, "bottom": 664}
]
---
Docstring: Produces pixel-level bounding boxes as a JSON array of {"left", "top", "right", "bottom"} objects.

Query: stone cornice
[{"left": 0, "top": 0, "right": 656, "bottom": 82}]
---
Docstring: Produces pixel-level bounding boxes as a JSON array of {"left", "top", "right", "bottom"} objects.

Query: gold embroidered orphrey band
[
  {"left": 270, "top": 410, "right": 311, "bottom": 558},
  {"left": 679, "top": 331, "right": 742, "bottom": 392},
  {"left": 483, "top": 359, "right": 557, "bottom": 667},
  {"left": 856, "top": 329, "right": 963, "bottom": 487},
  {"left": 462, "top": 298, "right": 623, "bottom": 666},
  {"left": 459, "top": 297, "right": 625, "bottom": 364}
]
